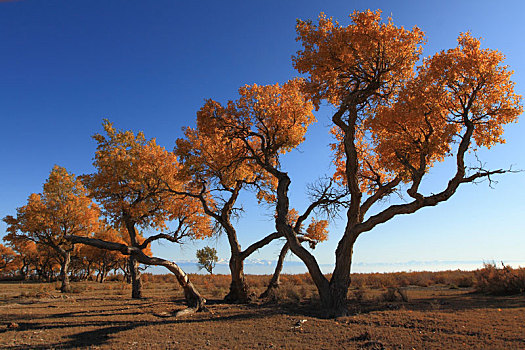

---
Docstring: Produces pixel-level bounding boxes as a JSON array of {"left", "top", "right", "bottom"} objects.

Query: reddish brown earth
[{"left": 0, "top": 281, "right": 524, "bottom": 349}]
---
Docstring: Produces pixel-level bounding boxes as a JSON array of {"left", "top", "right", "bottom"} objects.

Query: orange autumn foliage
[
  {"left": 0, "top": 243, "right": 17, "bottom": 274},
  {"left": 178, "top": 79, "right": 314, "bottom": 205},
  {"left": 176, "top": 99, "right": 261, "bottom": 191},
  {"left": 84, "top": 120, "right": 213, "bottom": 241},
  {"left": 294, "top": 10, "right": 425, "bottom": 109},
  {"left": 283, "top": 208, "right": 328, "bottom": 243},
  {"left": 80, "top": 224, "right": 126, "bottom": 265},
  {"left": 233, "top": 79, "right": 316, "bottom": 157},
  {"left": 305, "top": 219, "right": 329, "bottom": 243},
  {"left": 2, "top": 236, "right": 39, "bottom": 276},
  {"left": 4, "top": 166, "right": 100, "bottom": 253},
  {"left": 295, "top": 11, "right": 522, "bottom": 190},
  {"left": 367, "top": 33, "right": 522, "bottom": 180}
]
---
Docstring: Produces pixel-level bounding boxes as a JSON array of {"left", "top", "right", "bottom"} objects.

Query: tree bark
[
  {"left": 59, "top": 251, "right": 72, "bottom": 293},
  {"left": 128, "top": 256, "right": 142, "bottom": 299},
  {"left": 260, "top": 242, "right": 288, "bottom": 299},
  {"left": 221, "top": 212, "right": 251, "bottom": 303},
  {"left": 159, "top": 257, "right": 206, "bottom": 311},
  {"left": 272, "top": 172, "right": 332, "bottom": 308},
  {"left": 224, "top": 253, "right": 250, "bottom": 303},
  {"left": 323, "top": 234, "right": 356, "bottom": 317}
]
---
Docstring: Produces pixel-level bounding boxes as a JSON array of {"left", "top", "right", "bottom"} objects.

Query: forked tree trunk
[
  {"left": 260, "top": 243, "right": 289, "bottom": 299},
  {"left": 273, "top": 171, "right": 353, "bottom": 317},
  {"left": 59, "top": 251, "right": 72, "bottom": 293},
  {"left": 128, "top": 256, "right": 142, "bottom": 299}
]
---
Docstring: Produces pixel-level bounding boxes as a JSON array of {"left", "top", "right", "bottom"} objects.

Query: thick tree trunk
[
  {"left": 59, "top": 251, "right": 72, "bottom": 293},
  {"left": 221, "top": 215, "right": 250, "bottom": 303},
  {"left": 320, "top": 234, "right": 356, "bottom": 317},
  {"left": 224, "top": 253, "right": 251, "bottom": 303},
  {"left": 159, "top": 258, "right": 206, "bottom": 311},
  {"left": 260, "top": 242, "right": 289, "bottom": 299},
  {"left": 128, "top": 256, "right": 142, "bottom": 299}
]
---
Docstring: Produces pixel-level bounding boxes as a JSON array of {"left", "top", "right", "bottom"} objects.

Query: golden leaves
[
  {"left": 305, "top": 219, "right": 329, "bottom": 242},
  {"left": 87, "top": 121, "right": 213, "bottom": 240},
  {"left": 3, "top": 166, "right": 100, "bottom": 249},
  {"left": 294, "top": 10, "right": 425, "bottom": 108},
  {"left": 176, "top": 79, "right": 315, "bottom": 205},
  {"left": 367, "top": 33, "right": 522, "bottom": 178},
  {"left": 0, "top": 243, "right": 17, "bottom": 272},
  {"left": 303, "top": 12, "right": 522, "bottom": 189},
  {"left": 234, "top": 79, "right": 316, "bottom": 155}
]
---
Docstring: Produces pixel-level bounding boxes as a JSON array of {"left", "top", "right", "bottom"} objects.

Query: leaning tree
[
  {"left": 70, "top": 120, "right": 213, "bottom": 311},
  {"left": 260, "top": 209, "right": 330, "bottom": 299},
  {"left": 3, "top": 165, "right": 100, "bottom": 292}
]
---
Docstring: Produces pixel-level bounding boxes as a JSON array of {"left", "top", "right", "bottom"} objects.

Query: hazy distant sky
[{"left": 1, "top": 0, "right": 524, "bottom": 273}]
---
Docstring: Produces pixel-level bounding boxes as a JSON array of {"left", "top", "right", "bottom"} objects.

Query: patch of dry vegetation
[
  {"left": 474, "top": 262, "right": 525, "bottom": 295},
  {"left": 1, "top": 277, "right": 525, "bottom": 349}
]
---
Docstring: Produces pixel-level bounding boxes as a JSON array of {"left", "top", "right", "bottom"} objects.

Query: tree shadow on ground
[
  {"left": 2, "top": 290, "right": 525, "bottom": 349},
  {"left": 0, "top": 307, "right": 273, "bottom": 349}
]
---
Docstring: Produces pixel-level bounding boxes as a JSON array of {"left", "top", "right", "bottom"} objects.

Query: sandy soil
[{"left": 0, "top": 281, "right": 524, "bottom": 349}]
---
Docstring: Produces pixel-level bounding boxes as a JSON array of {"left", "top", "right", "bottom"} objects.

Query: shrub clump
[{"left": 474, "top": 262, "right": 525, "bottom": 295}]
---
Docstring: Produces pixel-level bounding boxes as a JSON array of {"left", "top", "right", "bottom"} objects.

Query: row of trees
[
  {"left": 2, "top": 10, "right": 522, "bottom": 317},
  {"left": 0, "top": 232, "right": 135, "bottom": 283},
  {"left": 1, "top": 167, "right": 151, "bottom": 289}
]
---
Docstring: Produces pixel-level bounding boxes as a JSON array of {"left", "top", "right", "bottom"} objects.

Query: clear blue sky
[{"left": 1, "top": 0, "right": 524, "bottom": 273}]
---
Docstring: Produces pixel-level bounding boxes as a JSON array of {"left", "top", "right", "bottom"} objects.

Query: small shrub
[
  {"left": 456, "top": 276, "right": 475, "bottom": 288},
  {"left": 475, "top": 262, "right": 525, "bottom": 295},
  {"left": 284, "top": 285, "right": 302, "bottom": 303},
  {"left": 380, "top": 287, "right": 408, "bottom": 302},
  {"left": 211, "top": 287, "right": 227, "bottom": 298},
  {"left": 351, "top": 288, "right": 367, "bottom": 302},
  {"left": 263, "top": 283, "right": 305, "bottom": 304},
  {"left": 381, "top": 287, "right": 398, "bottom": 302}
]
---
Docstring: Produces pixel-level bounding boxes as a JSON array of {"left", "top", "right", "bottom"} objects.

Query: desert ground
[{"left": 1, "top": 275, "right": 524, "bottom": 349}]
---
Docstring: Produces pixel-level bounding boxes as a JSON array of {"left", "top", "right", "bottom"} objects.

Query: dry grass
[
  {"left": 141, "top": 269, "right": 480, "bottom": 301},
  {"left": 474, "top": 262, "right": 525, "bottom": 295},
  {"left": 1, "top": 279, "right": 524, "bottom": 349}
]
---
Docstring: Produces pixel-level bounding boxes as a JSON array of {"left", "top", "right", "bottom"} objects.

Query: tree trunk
[
  {"left": 59, "top": 251, "right": 72, "bottom": 293},
  {"left": 21, "top": 262, "right": 29, "bottom": 280},
  {"left": 128, "top": 256, "right": 142, "bottom": 299},
  {"left": 260, "top": 242, "right": 289, "bottom": 299},
  {"left": 273, "top": 172, "right": 331, "bottom": 307},
  {"left": 65, "top": 234, "right": 206, "bottom": 311},
  {"left": 224, "top": 253, "right": 251, "bottom": 303},
  {"left": 159, "top": 258, "right": 206, "bottom": 311},
  {"left": 321, "top": 234, "right": 356, "bottom": 317}
]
